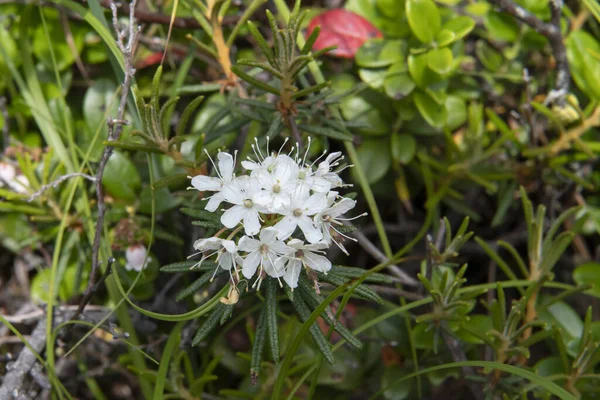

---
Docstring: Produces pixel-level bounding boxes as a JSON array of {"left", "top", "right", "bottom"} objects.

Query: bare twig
[
  {"left": 0, "top": 319, "right": 47, "bottom": 399},
  {"left": 346, "top": 222, "right": 419, "bottom": 287},
  {"left": 0, "top": 96, "right": 9, "bottom": 153},
  {"left": 73, "top": 0, "right": 139, "bottom": 322},
  {"left": 491, "top": 0, "right": 569, "bottom": 105},
  {"left": 440, "top": 327, "right": 485, "bottom": 400},
  {"left": 26, "top": 173, "right": 96, "bottom": 202}
]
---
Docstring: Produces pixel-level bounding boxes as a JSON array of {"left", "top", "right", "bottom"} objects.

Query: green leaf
[
  {"left": 192, "top": 304, "right": 227, "bottom": 346},
  {"left": 101, "top": 151, "right": 141, "bottom": 201},
  {"left": 414, "top": 92, "right": 447, "bottom": 128},
  {"left": 297, "top": 123, "right": 353, "bottom": 141},
  {"left": 152, "top": 173, "right": 189, "bottom": 191},
  {"left": 355, "top": 39, "right": 405, "bottom": 68},
  {"left": 384, "top": 61, "right": 415, "bottom": 99},
  {"left": 573, "top": 262, "right": 600, "bottom": 298},
  {"left": 160, "top": 260, "right": 217, "bottom": 273},
  {"left": 33, "top": 9, "right": 85, "bottom": 71},
  {"left": 408, "top": 53, "right": 444, "bottom": 88},
  {"left": 230, "top": 65, "right": 280, "bottom": 95},
  {"left": 441, "top": 16, "right": 476, "bottom": 42},
  {"left": 539, "top": 300, "right": 583, "bottom": 341},
  {"left": 435, "top": 30, "right": 456, "bottom": 47},
  {"left": 566, "top": 31, "right": 600, "bottom": 100},
  {"left": 153, "top": 323, "right": 183, "bottom": 400},
  {"left": 390, "top": 133, "right": 416, "bottom": 164},
  {"left": 427, "top": 48, "right": 453, "bottom": 75},
  {"left": 484, "top": 12, "right": 520, "bottom": 42},
  {"left": 445, "top": 95, "right": 467, "bottom": 130},
  {"left": 381, "top": 366, "right": 412, "bottom": 399},
  {"left": 176, "top": 271, "right": 222, "bottom": 302},
  {"left": 251, "top": 307, "right": 268, "bottom": 382},
  {"left": 406, "top": 0, "right": 441, "bottom": 44},
  {"left": 353, "top": 139, "right": 392, "bottom": 184},
  {"left": 265, "top": 279, "right": 280, "bottom": 363}
]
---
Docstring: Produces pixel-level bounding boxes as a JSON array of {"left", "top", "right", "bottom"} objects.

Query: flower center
[
  {"left": 267, "top": 164, "right": 275, "bottom": 173},
  {"left": 293, "top": 208, "right": 303, "bottom": 217},
  {"left": 298, "top": 170, "right": 306, "bottom": 180},
  {"left": 273, "top": 184, "right": 281, "bottom": 193},
  {"left": 295, "top": 250, "right": 304, "bottom": 258},
  {"left": 243, "top": 199, "right": 253, "bottom": 208},
  {"left": 260, "top": 244, "right": 269, "bottom": 254}
]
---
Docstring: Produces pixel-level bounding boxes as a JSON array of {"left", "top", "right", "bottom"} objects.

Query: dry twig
[
  {"left": 26, "top": 173, "right": 96, "bottom": 203},
  {"left": 72, "top": 0, "right": 140, "bottom": 322}
]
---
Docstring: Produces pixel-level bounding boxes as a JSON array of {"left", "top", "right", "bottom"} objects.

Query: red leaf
[{"left": 307, "top": 9, "right": 383, "bottom": 59}]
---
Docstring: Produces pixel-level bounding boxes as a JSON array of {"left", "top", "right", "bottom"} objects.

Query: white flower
[
  {"left": 238, "top": 227, "right": 293, "bottom": 288},
  {"left": 125, "top": 244, "right": 151, "bottom": 272},
  {"left": 192, "top": 237, "right": 240, "bottom": 280},
  {"left": 190, "top": 151, "right": 235, "bottom": 212},
  {"left": 252, "top": 156, "right": 299, "bottom": 209},
  {"left": 283, "top": 239, "right": 332, "bottom": 289},
  {"left": 314, "top": 197, "right": 363, "bottom": 255},
  {"left": 272, "top": 187, "right": 328, "bottom": 243},
  {"left": 0, "top": 163, "right": 28, "bottom": 194},
  {"left": 0, "top": 162, "right": 16, "bottom": 186},
  {"left": 220, "top": 176, "right": 267, "bottom": 235},
  {"left": 314, "top": 151, "right": 346, "bottom": 189}
]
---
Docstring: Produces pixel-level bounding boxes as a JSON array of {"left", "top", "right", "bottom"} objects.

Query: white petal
[
  {"left": 259, "top": 227, "right": 279, "bottom": 244},
  {"left": 264, "top": 255, "right": 285, "bottom": 278},
  {"left": 253, "top": 190, "right": 274, "bottom": 207},
  {"left": 306, "top": 241, "right": 329, "bottom": 251},
  {"left": 284, "top": 259, "right": 302, "bottom": 289},
  {"left": 217, "top": 152, "right": 234, "bottom": 181},
  {"left": 303, "top": 250, "right": 331, "bottom": 273},
  {"left": 218, "top": 252, "right": 235, "bottom": 270},
  {"left": 238, "top": 236, "right": 261, "bottom": 252},
  {"left": 193, "top": 237, "right": 222, "bottom": 251},
  {"left": 273, "top": 216, "right": 297, "bottom": 240},
  {"left": 191, "top": 175, "right": 221, "bottom": 191},
  {"left": 269, "top": 240, "right": 293, "bottom": 255},
  {"left": 221, "top": 182, "right": 244, "bottom": 204},
  {"left": 243, "top": 208, "right": 261, "bottom": 236},
  {"left": 242, "top": 251, "right": 261, "bottom": 278},
  {"left": 328, "top": 198, "right": 356, "bottom": 218},
  {"left": 241, "top": 160, "right": 260, "bottom": 170},
  {"left": 304, "top": 192, "right": 329, "bottom": 215},
  {"left": 287, "top": 238, "right": 304, "bottom": 250},
  {"left": 220, "top": 205, "right": 246, "bottom": 228},
  {"left": 221, "top": 239, "right": 237, "bottom": 253},
  {"left": 297, "top": 216, "right": 323, "bottom": 243},
  {"left": 205, "top": 192, "right": 224, "bottom": 212}
]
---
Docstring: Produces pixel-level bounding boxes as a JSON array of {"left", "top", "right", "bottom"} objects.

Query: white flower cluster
[{"left": 188, "top": 138, "right": 364, "bottom": 290}]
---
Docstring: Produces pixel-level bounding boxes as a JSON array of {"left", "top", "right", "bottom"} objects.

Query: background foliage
[{"left": 0, "top": 0, "right": 600, "bottom": 399}]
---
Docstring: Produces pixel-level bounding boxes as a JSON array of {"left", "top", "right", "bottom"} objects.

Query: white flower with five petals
[
  {"left": 283, "top": 239, "right": 332, "bottom": 289},
  {"left": 190, "top": 151, "right": 235, "bottom": 212},
  {"left": 272, "top": 187, "right": 328, "bottom": 243},
  {"left": 220, "top": 176, "right": 266, "bottom": 235},
  {"left": 238, "top": 227, "right": 293, "bottom": 288},
  {"left": 192, "top": 237, "right": 240, "bottom": 280}
]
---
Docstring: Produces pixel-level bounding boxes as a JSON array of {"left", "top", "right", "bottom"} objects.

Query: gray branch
[
  {"left": 26, "top": 173, "right": 96, "bottom": 202},
  {"left": 73, "top": 0, "right": 139, "bottom": 321},
  {"left": 491, "top": 0, "right": 569, "bottom": 105}
]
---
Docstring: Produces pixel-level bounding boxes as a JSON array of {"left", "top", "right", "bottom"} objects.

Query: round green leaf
[
  {"left": 335, "top": 74, "right": 395, "bottom": 136},
  {"left": 573, "top": 262, "right": 600, "bottom": 298},
  {"left": 408, "top": 53, "right": 445, "bottom": 88},
  {"left": 390, "top": 133, "right": 416, "bottom": 164},
  {"left": 414, "top": 92, "right": 447, "bottom": 128},
  {"left": 566, "top": 31, "right": 600, "bottom": 100},
  {"left": 384, "top": 61, "right": 415, "bottom": 99},
  {"left": 442, "top": 16, "right": 476, "bottom": 42},
  {"left": 353, "top": 139, "right": 392, "bottom": 184},
  {"left": 356, "top": 39, "right": 406, "bottom": 68},
  {"left": 347, "top": 0, "right": 410, "bottom": 38},
  {"left": 435, "top": 29, "right": 456, "bottom": 47},
  {"left": 101, "top": 151, "right": 142, "bottom": 201},
  {"left": 539, "top": 300, "right": 583, "bottom": 341},
  {"left": 534, "top": 357, "right": 565, "bottom": 377},
  {"left": 381, "top": 366, "right": 412, "bottom": 399},
  {"left": 445, "top": 95, "right": 467, "bottom": 130},
  {"left": 427, "top": 47, "right": 453, "bottom": 75},
  {"left": 484, "top": 11, "right": 520, "bottom": 42},
  {"left": 406, "top": 0, "right": 441, "bottom": 44},
  {"left": 359, "top": 68, "right": 387, "bottom": 89}
]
